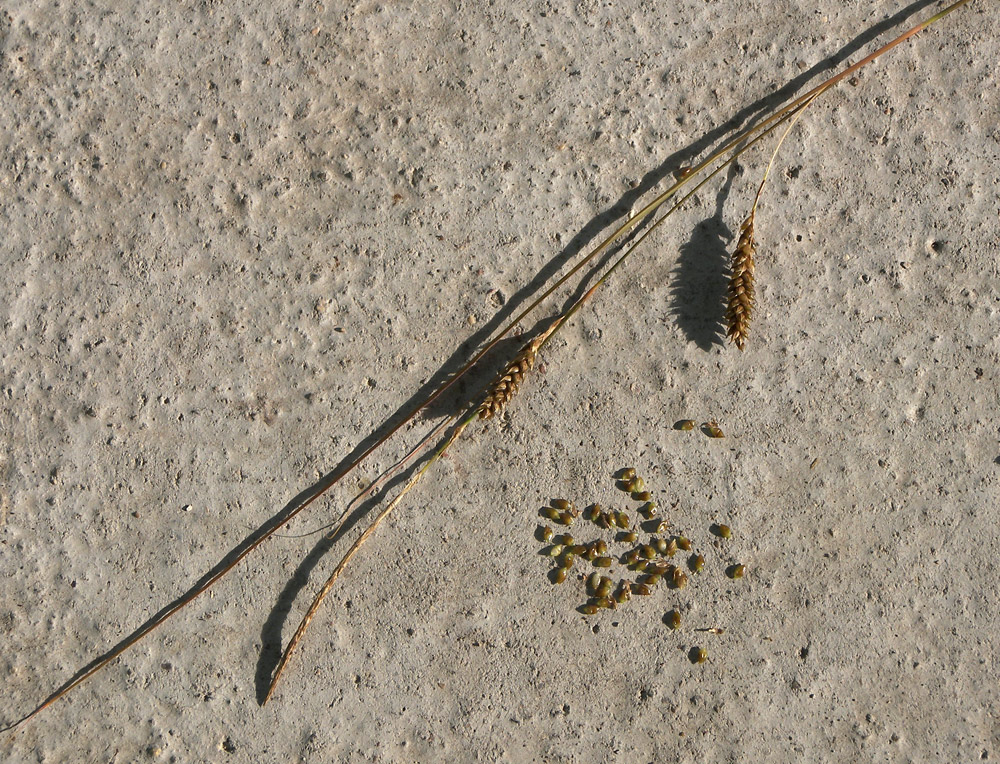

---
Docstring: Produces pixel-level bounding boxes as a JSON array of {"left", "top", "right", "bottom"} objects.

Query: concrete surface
[{"left": 2, "top": 0, "right": 998, "bottom": 761}]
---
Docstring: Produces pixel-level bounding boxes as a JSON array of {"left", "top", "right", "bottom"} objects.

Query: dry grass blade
[{"left": 726, "top": 215, "right": 757, "bottom": 351}]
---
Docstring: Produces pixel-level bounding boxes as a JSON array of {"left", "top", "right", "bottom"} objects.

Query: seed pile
[{"left": 536, "top": 467, "right": 748, "bottom": 665}]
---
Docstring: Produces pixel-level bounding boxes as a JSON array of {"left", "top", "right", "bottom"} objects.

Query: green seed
[
  {"left": 645, "top": 573, "right": 661, "bottom": 586},
  {"left": 667, "top": 610, "right": 681, "bottom": 629},
  {"left": 633, "top": 560, "right": 648, "bottom": 573},
  {"left": 702, "top": 422, "right": 725, "bottom": 438},
  {"left": 642, "top": 501, "right": 658, "bottom": 518},
  {"left": 596, "top": 597, "right": 614, "bottom": 609},
  {"left": 654, "top": 537, "right": 668, "bottom": 555},
  {"left": 581, "top": 604, "right": 599, "bottom": 615},
  {"left": 693, "top": 647, "right": 707, "bottom": 663},
  {"left": 548, "top": 544, "right": 565, "bottom": 557},
  {"left": 586, "top": 505, "right": 601, "bottom": 522},
  {"left": 621, "top": 468, "right": 636, "bottom": 481},
  {"left": 596, "top": 513, "right": 610, "bottom": 529},
  {"left": 641, "top": 545, "right": 656, "bottom": 559},
  {"left": 618, "top": 479, "right": 632, "bottom": 493},
  {"left": 584, "top": 545, "right": 598, "bottom": 561},
  {"left": 562, "top": 553, "right": 575, "bottom": 568},
  {"left": 552, "top": 498, "right": 573, "bottom": 511},
  {"left": 596, "top": 581, "right": 612, "bottom": 599},
  {"left": 672, "top": 568, "right": 688, "bottom": 589},
  {"left": 690, "top": 554, "right": 705, "bottom": 573},
  {"left": 560, "top": 534, "right": 574, "bottom": 546},
  {"left": 712, "top": 523, "right": 732, "bottom": 539},
  {"left": 553, "top": 567, "right": 567, "bottom": 584},
  {"left": 633, "top": 491, "right": 652, "bottom": 502},
  {"left": 594, "top": 556, "right": 613, "bottom": 568},
  {"left": 570, "top": 544, "right": 588, "bottom": 556},
  {"left": 677, "top": 536, "right": 691, "bottom": 552},
  {"left": 727, "top": 564, "right": 746, "bottom": 579},
  {"left": 587, "top": 572, "right": 601, "bottom": 591},
  {"left": 606, "top": 512, "right": 618, "bottom": 529},
  {"left": 632, "top": 583, "right": 652, "bottom": 596},
  {"left": 622, "top": 530, "right": 638, "bottom": 544},
  {"left": 615, "top": 511, "right": 630, "bottom": 529},
  {"left": 650, "top": 561, "right": 671, "bottom": 576},
  {"left": 542, "top": 507, "right": 561, "bottom": 521},
  {"left": 624, "top": 550, "right": 640, "bottom": 565},
  {"left": 675, "top": 419, "right": 696, "bottom": 431},
  {"left": 558, "top": 511, "right": 575, "bottom": 526},
  {"left": 614, "top": 589, "right": 630, "bottom": 604},
  {"left": 594, "top": 540, "right": 607, "bottom": 555},
  {"left": 631, "top": 476, "right": 645, "bottom": 492},
  {"left": 539, "top": 525, "right": 553, "bottom": 542}
]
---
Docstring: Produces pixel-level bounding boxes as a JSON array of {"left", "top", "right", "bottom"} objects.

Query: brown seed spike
[
  {"left": 477, "top": 335, "right": 544, "bottom": 419},
  {"left": 726, "top": 214, "right": 757, "bottom": 351}
]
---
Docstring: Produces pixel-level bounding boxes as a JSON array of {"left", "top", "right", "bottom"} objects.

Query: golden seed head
[
  {"left": 725, "top": 214, "right": 757, "bottom": 351},
  {"left": 477, "top": 336, "right": 542, "bottom": 419}
]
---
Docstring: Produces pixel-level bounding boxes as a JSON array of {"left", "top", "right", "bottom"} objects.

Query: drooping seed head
[{"left": 725, "top": 214, "right": 757, "bottom": 351}]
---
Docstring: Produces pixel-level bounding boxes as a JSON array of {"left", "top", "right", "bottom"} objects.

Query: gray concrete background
[{"left": 2, "top": 1, "right": 998, "bottom": 761}]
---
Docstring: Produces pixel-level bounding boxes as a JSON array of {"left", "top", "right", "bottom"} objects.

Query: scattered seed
[
  {"left": 642, "top": 501, "right": 658, "bottom": 518},
  {"left": 570, "top": 544, "right": 588, "bottom": 555},
  {"left": 677, "top": 536, "right": 691, "bottom": 552},
  {"left": 633, "top": 491, "right": 652, "bottom": 502},
  {"left": 641, "top": 544, "right": 656, "bottom": 559},
  {"left": 654, "top": 537, "right": 668, "bottom": 555},
  {"left": 622, "top": 530, "right": 638, "bottom": 544},
  {"left": 654, "top": 520, "right": 670, "bottom": 535},
  {"left": 621, "top": 468, "right": 636, "bottom": 481},
  {"left": 691, "top": 647, "right": 707, "bottom": 664},
  {"left": 727, "top": 564, "right": 746, "bottom": 579},
  {"left": 675, "top": 419, "right": 696, "bottom": 431},
  {"left": 594, "top": 540, "right": 607, "bottom": 555},
  {"left": 615, "top": 581, "right": 632, "bottom": 604},
  {"left": 690, "top": 554, "right": 705, "bottom": 573},
  {"left": 539, "top": 526, "right": 554, "bottom": 542},
  {"left": 548, "top": 544, "right": 565, "bottom": 557},
  {"left": 560, "top": 534, "right": 574, "bottom": 546},
  {"left": 632, "top": 583, "right": 652, "bottom": 596},
  {"left": 667, "top": 610, "right": 681, "bottom": 629},
  {"left": 615, "top": 511, "right": 630, "bottom": 529},
  {"left": 631, "top": 476, "right": 645, "bottom": 492},
  {"left": 672, "top": 568, "right": 688, "bottom": 589},
  {"left": 712, "top": 523, "right": 732, "bottom": 539},
  {"left": 702, "top": 421, "right": 725, "bottom": 438},
  {"left": 594, "top": 556, "right": 613, "bottom": 568},
  {"left": 558, "top": 511, "right": 575, "bottom": 526},
  {"left": 542, "top": 507, "right": 561, "bottom": 522},
  {"left": 553, "top": 567, "right": 568, "bottom": 584},
  {"left": 583, "top": 544, "right": 598, "bottom": 561},
  {"left": 644, "top": 573, "right": 661, "bottom": 586},
  {"left": 596, "top": 580, "right": 613, "bottom": 599},
  {"left": 562, "top": 553, "right": 575, "bottom": 568},
  {"left": 596, "top": 597, "right": 615, "bottom": 610},
  {"left": 624, "top": 550, "right": 640, "bottom": 565},
  {"left": 587, "top": 572, "right": 601, "bottom": 591},
  {"left": 665, "top": 538, "right": 679, "bottom": 557},
  {"left": 606, "top": 511, "right": 619, "bottom": 529},
  {"left": 552, "top": 498, "right": 573, "bottom": 511},
  {"left": 696, "top": 627, "right": 725, "bottom": 634},
  {"left": 586, "top": 505, "right": 601, "bottom": 522},
  {"left": 581, "top": 604, "right": 599, "bottom": 615}
]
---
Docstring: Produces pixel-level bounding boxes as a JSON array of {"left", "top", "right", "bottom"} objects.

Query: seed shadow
[{"left": 669, "top": 165, "right": 736, "bottom": 350}]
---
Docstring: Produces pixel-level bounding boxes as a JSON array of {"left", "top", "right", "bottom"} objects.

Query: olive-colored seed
[
  {"left": 618, "top": 480, "right": 632, "bottom": 493},
  {"left": 594, "top": 540, "right": 607, "bottom": 555},
  {"left": 562, "top": 553, "right": 575, "bottom": 568},
  {"left": 542, "top": 507, "right": 561, "bottom": 521},
  {"left": 645, "top": 573, "right": 661, "bottom": 586},
  {"left": 623, "top": 478, "right": 637, "bottom": 493},
  {"left": 693, "top": 647, "right": 707, "bottom": 664},
  {"left": 584, "top": 545, "right": 598, "bottom": 561},
  {"left": 690, "top": 554, "right": 705, "bottom": 573},
  {"left": 667, "top": 610, "right": 681, "bottom": 629},
  {"left": 586, "top": 505, "right": 601, "bottom": 522},
  {"left": 596, "top": 582, "right": 612, "bottom": 599},
  {"left": 622, "top": 530, "right": 638, "bottom": 544},
  {"left": 642, "top": 501, "right": 658, "bottom": 518},
  {"left": 654, "top": 537, "right": 668, "bottom": 555},
  {"left": 641, "top": 544, "right": 656, "bottom": 559},
  {"left": 624, "top": 550, "right": 640, "bottom": 565},
  {"left": 605, "top": 511, "right": 618, "bottom": 529},
  {"left": 594, "top": 556, "right": 613, "bottom": 568},
  {"left": 621, "top": 467, "right": 636, "bottom": 481},
  {"left": 650, "top": 561, "right": 671, "bottom": 576},
  {"left": 712, "top": 523, "right": 732, "bottom": 539},
  {"left": 632, "top": 583, "right": 652, "bottom": 596},
  {"left": 596, "top": 597, "right": 614, "bottom": 609},
  {"left": 632, "top": 476, "right": 645, "bottom": 492},
  {"left": 727, "top": 564, "right": 746, "bottom": 579},
  {"left": 570, "top": 544, "right": 588, "bottom": 556},
  {"left": 677, "top": 536, "right": 691, "bottom": 552},
  {"left": 672, "top": 569, "right": 688, "bottom": 589},
  {"left": 615, "top": 511, "right": 630, "bottom": 529},
  {"left": 539, "top": 525, "right": 554, "bottom": 542},
  {"left": 675, "top": 419, "right": 696, "bottom": 431},
  {"left": 558, "top": 511, "right": 575, "bottom": 526},
  {"left": 633, "top": 491, "right": 653, "bottom": 502},
  {"left": 633, "top": 560, "right": 649, "bottom": 573},
  {"left": 653, "top": 519, "right": 670, "bottom": 535},
  {"left": 553, "top": 567, "right": 568, "bottom": 584},
  {"left": 665, "top": 538, "right": 679, "bottom": 557},
  {"left": 596, "top": 513, "right": 610, "bottom": 529},
  {"left": 548, "top": 544, "right": 565, "bottom": 557},
  {"left": 702, "top": 422, "right": 725, "bottom": 438},
  {"left": 560, "top": 534, "right": 574, "bottom": 546},
  {"left": 587, "top": 572, "right": 601, "bottom": 591},
  {"left": 581, "top": 604, "right": 599, "bottom": 615},
  {"left": 614, "top": 589, "right": 630, "bottom": 604},
  {"left": 552, "top": 498, "right": 573, "bottom": 511}
]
